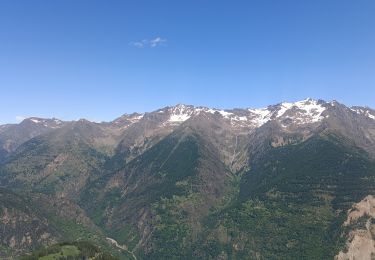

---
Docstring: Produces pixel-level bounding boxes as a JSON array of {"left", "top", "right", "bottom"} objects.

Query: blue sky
[{"left": 1, "top": 0, "right": 374, "bottom": 124}]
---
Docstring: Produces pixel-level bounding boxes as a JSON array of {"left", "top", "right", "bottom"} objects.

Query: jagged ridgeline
[{"left": 1, "top": 99, "right": 375, "bottom": 259}]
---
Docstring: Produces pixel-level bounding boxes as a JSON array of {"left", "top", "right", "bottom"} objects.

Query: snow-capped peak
[
  {"left": 247, "top": 99, "right": 326, "bottom": 127},
  {"left": 279, "top": 99, "right": 326, "bottom": 122},
  {"left": 168, "top": 104, "right": 196, "bottom": 123},
  {"left": 112, "top": 113, "right": 144, "bottom": 126},
  {"left": 167, "top": 104, "right": 241, "bottom": 123},
  {"left": 25, "top": 117, "right": 65, "bottom": 128},
  {"left": 351, "top": 107, "right": 375, "bottom": 120},
  {"left": 165, "top": 99, "right": 327, "bottom": 127}
]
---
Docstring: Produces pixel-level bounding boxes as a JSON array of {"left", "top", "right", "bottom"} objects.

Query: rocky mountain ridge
[{"left": 1, "top": 98, "right": 375, "bottom": 259}]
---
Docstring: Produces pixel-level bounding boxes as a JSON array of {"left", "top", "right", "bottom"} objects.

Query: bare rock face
[
  {"left": 336, "top": 195, "right": 375, "bottom": 260},
  {"left": 344, "top": 195, "right": 375, "bottom": 225}
]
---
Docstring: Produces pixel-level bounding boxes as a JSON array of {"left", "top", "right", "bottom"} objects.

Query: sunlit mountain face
[{"left": 1, "top": 99, "right": 375, "bottom": 259}]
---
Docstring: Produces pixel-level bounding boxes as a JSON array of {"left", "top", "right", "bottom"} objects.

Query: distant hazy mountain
[{"left": 1, "top": 99, "right": 375, "bottom": 259}]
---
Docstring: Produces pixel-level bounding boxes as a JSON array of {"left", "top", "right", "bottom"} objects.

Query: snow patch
[
  {"left": 163, "top": 99, "right": 327, "bottom": 128},
  {"left": 217, "top": 110, "right": 233, "bottom": 118},
  {"left": 352, "top": 108, "right": 375, "bottom": 120},
  {"left": 169, "top": 113, "right": 191, "bottom": 122},
  {"left": 168, "top": 104, "right": 194, "bottom": 123},
  {"left": 276, "top": 102, "right": 294, "bottom": 117},
  {"left": 167, "top": 105, "right": 236, "bottom": 123},
  {"left": 30, "top": 118, "right": 41, "bottom": 124},
  {"left": 53, "top": 119, "right": 62, "bottom": 124},
  {"left": 205, "top": 108, "right": 233, "bottom": 118},
  {"left": 247, "top": 99, "right": 326, "bottom": 127},
  {"left": 131, "top": 114, "right": 144, "bottom": 122},
  {"left": 235, "top": 116, "right": 248, "bottom": 121},
  {"left": 293, "top": 99, "right": 326, "bottom": 123},
  {"left": 248, "top": 108, "right": 273, "bottom": 127},
  {"left": 276, "top": 99, "right": 326, "bottom": 124}
]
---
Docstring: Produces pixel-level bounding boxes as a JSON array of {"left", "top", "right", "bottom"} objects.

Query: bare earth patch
[{"left": 336, "top": 195, "right": 375, "bottom": 260}]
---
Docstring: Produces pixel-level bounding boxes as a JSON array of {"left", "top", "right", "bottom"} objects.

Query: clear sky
[{"left": 1, "top": 0, "right": 374, "bottom": 124}]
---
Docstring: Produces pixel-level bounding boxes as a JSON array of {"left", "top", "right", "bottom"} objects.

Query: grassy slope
[{"left": 20, "top": 241, "right": 118, "bottom": 260}]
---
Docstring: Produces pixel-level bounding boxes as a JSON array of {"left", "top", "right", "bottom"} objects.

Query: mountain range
[{"left": 1, "top": 98, "right": 375, "bottom": 259}]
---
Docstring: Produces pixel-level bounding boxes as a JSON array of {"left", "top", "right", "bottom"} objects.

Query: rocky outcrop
[{"left": 336, "top": 195, "right": 375, "bottom": 260}]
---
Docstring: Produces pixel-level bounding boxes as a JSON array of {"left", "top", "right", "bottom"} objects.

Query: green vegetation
[
  {"left": 193, "top": 135, "right": 375, "bottom": 259},
  {"left": 137, "top": 134, "right": 375, "bottom": 259},
  {"left": 3, "top": 119, "right": 375, "bottom": 259},
  {"left": 81, "top": 133, "right": 202, "bottom": 259},
  {"left": 0, "top": 244, "right": 13, "bottom": 257},
  {"left": 201, "top": 198, "right": 339, "bottom": 259},
  {"left": 20, "top": 241, "right": 118, "bottom": 260},
  {"left": 0, "top": 135, "right": 108, "bottom": 196},
  {"left": 110, "top": 225, "right": 140, "bottom": 251},
  {"left": 39, "top": 245, "right": 80, "bottom": 260},
  {"left": 147, "top": 194, "right": 201, "bottom": 259},
  {"left": 54, "top": 220, "right": 100, "bottom": 242}
]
